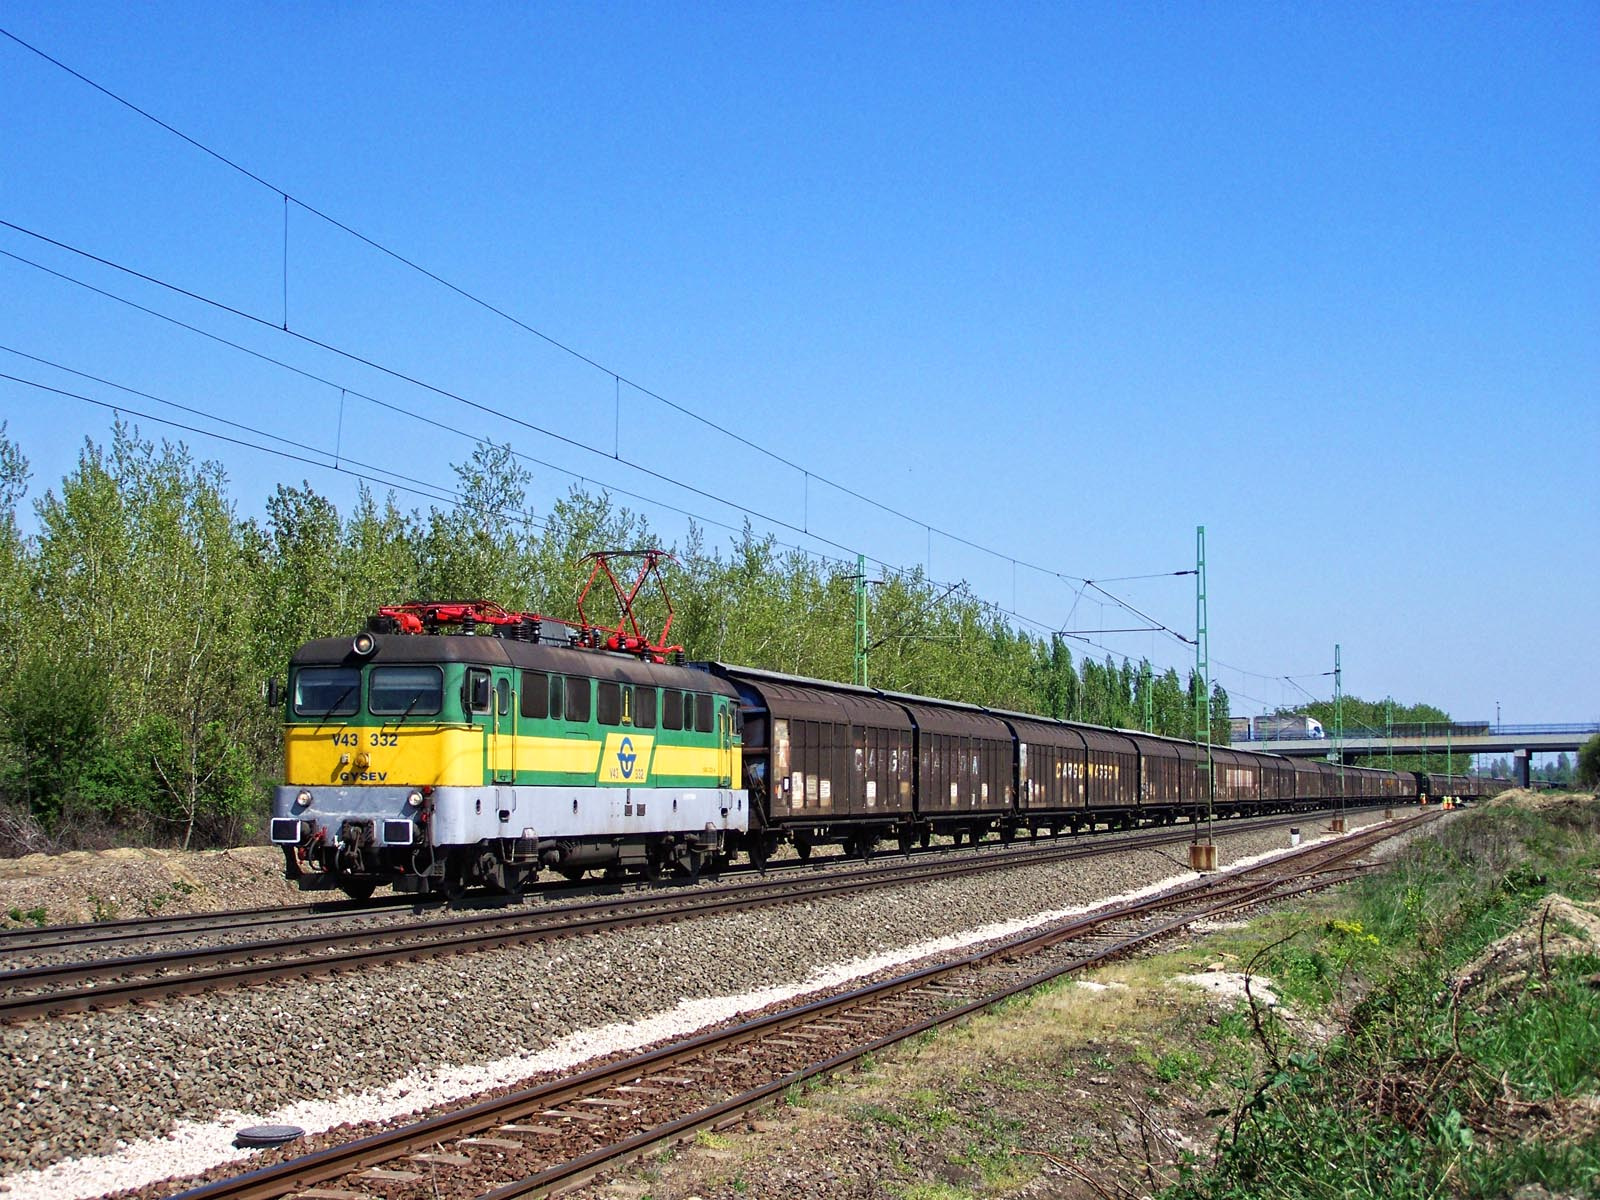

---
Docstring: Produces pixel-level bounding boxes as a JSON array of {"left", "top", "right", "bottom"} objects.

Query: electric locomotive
[{"left": 270, "top": 553, "right": 747, "bottom": 898}]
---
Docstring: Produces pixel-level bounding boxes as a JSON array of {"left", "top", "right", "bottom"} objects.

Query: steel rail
[
  {"left": 0, "top": 808, "right": 1382, "bottom": 1021},
  {"left": 168, "top": 817, "right": 1420, "bottom": 1200}
]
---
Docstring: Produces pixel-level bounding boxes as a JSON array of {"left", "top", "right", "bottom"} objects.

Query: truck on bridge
[{"left": 1245, "top": 713, "right": 1326, "bottom": 740}]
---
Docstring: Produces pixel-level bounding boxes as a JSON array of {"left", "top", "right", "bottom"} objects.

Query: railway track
[
  {"left": 169, "top": 812, "right": 1425, "bottom": 1200},
  {"left": 0, "top": 807, "right": 1372, "bottom": 1022}
]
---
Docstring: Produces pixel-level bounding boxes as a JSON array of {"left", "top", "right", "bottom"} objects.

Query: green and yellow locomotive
[{"left": 271, "top": 560, "right": 746, "bottom": 897}]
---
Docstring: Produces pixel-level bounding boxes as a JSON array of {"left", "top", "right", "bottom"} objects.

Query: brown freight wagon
[
  {"left": 703, "top": 665, "right": 914, "bottom": 862},
  {"left": 1000, "top": 713, "right": 1090, "bottom": 834},
  {"left": 902, "top": 698, "right": 1014, "bottom": 844},
  {"left": 1073, "top": 725, "right": 1140, "bottom": 828}
]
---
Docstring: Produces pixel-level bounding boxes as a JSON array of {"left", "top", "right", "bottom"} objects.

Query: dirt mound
[
  {"left": 1488, "top": 788, "right": 1599, "bottom": 811},
  {"left": 1453, "top": 894, "right": 1600, "bottom": 1000},
  {"left": 0, "top": 844, "right": 296, "bottom": 927}
]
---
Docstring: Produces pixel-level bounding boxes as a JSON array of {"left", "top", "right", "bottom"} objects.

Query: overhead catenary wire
[
  {"left": 0, "top": 30, "right": 1335, "bottom": 701},
  {"left": 0, "top": 24, "right": 1095, "bottom": 594},
  {"left": 3, "top": 353, "right": 1286, "bottom": 717},
  {"left": 14, "top": 221, "right": 1203, "bottom": 661}
]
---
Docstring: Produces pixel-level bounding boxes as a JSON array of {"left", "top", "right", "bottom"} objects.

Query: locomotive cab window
[
  {"left": 368, "top": 666, "right": 442, "bottom": 716},
  {"left": 293, "top": 667, "right": 360, "bottom": 717}
]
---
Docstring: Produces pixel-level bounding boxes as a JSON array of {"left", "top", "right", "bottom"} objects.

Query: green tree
[
  {"left": 21, "top": 424, "right": 261, "bottom": 844},
  {"left": 1577, "top": 733, "right": 1600, "bottom": 789},
  {"left": 416, "top": 441, "right": 539, "bottom": 607}
]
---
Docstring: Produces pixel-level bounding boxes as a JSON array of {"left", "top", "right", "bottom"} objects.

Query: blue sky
[{"left": 1, "top": 2, "right": 1595, "bottom": 735}]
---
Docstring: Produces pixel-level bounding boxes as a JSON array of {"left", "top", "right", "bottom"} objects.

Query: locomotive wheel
[
  {"left": 338, "top": 880, "right": 376, "bottom": 902},
  {"left": 559, "top": 866, "right": 586, "bottom": 883}
]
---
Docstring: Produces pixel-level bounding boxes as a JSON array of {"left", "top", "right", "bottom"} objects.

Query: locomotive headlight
[
  {"left": 405, "top": 790, "right": 423, "bottom": 808},
  {"left": 296, "top": 789, "right": 313, "bottom": 809},
  {"left": 352, "top": 631, "right": 376, "bottom": 656}
]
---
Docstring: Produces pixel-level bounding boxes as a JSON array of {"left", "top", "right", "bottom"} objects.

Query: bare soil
[{"left": 0, "top": 845, "right": 295, "bottom": 926}]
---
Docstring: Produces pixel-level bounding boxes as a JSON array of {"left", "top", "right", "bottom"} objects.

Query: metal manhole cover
[{"left": 234, "top": 1124, "right": 304, "bottom": 1148}]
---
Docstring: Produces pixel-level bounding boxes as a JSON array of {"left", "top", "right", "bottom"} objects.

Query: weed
[
  {"left": 893, "top": 1184, "right": 973, "bottom": 1200},
  {"left": 1155, "top": 1049, "right": 1201, "bottom": 1083},
  {"left": 6, "top": 905, "right": 46, "bottom": 927}
]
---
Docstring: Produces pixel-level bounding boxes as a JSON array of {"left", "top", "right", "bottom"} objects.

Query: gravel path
[{"left": 0, "top": 810, "right": 1400, "bottom": 1197}]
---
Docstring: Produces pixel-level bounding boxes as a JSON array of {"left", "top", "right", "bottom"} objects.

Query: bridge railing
[{"left": 1233, "top": 721, "right": 1600, "bottom": 743}]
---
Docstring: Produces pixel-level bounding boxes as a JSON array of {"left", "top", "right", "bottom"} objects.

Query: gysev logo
[{"left": 600, "top": 733, "right": 653, "bottom": 784}]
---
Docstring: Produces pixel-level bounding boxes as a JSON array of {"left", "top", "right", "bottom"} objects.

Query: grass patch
[{"left": 1163, "top": 797, "right": 1600, "bottom": 1200}]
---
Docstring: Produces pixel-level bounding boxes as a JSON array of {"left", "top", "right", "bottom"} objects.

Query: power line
[
  {"left": 1, "top": 353, "right": 1298, "bottom": 719},
  {"left": 0, "top": 222, "right": 875, "bottom": 564},
  {"left": 0, "top": 24, "right": 1099, "bottom": 596},
  {"left": 0, "top": 28, "right": 1342, "bottom": 695}
]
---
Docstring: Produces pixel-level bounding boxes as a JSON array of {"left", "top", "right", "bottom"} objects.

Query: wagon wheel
[
  {"left": 338, "top": 880, "right": 376, "bottom": 902},
  {"left": 747, "top": 837, "right": 769, "bottom": 874}
]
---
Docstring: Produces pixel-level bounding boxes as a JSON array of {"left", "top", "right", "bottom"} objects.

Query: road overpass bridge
[{"left": 1234, "top": 723, "right": 1600, "bottom": 787}]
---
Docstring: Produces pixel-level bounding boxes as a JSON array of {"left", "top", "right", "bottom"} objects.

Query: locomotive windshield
[
  {"left": 293, "top": 666, "right": 361, "bottom": 716},
  {"left": 369, "top": 665, "right": 443, "bottom": 716}
]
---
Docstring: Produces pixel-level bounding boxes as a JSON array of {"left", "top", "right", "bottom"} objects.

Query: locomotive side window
[
  {"left": 368, "top": 666, "right": 442, "bottom": 716},
  {"left": 548, "top": 675, "right": 564, "bottom": 720},
  {"left": 597, "top": 682, "right": 622, "bottom": 726},
  {"left": 634, "top": 687, "right": 657, "bottom": 729},
  {"left": 662, "top": 690, "right": 683, "bottom": 730},
  {"left": 521, "top": 671, "right": 549, "bottom": 719},
  {"left": 465, "top": 668, "right": 492, "bottom": 713},
  {"left": 564, "top": 676, "right": 591, "bottom": 723},
  {"left": 681, "top": 693, "right": 695, "bottom": 730},
  {"left": 694, "top": 695, "right": 714, "bottom": 734},
  {"left": 293, "top": 667, "right": 360, "bottom": 716},
  {"left": 496, "top": 677, "right": 511, "bottom": 716}
]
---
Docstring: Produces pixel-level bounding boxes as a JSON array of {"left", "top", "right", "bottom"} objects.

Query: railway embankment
[
  {"left": 4, "top": 813, "right": 1383, "bottom": 1197},
  {"left": 3, "top": 796, "right": 1594, "bottom": 1199},
  {"left": 560, "top": 790, "right": 1600, "bottom": 1200}
]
